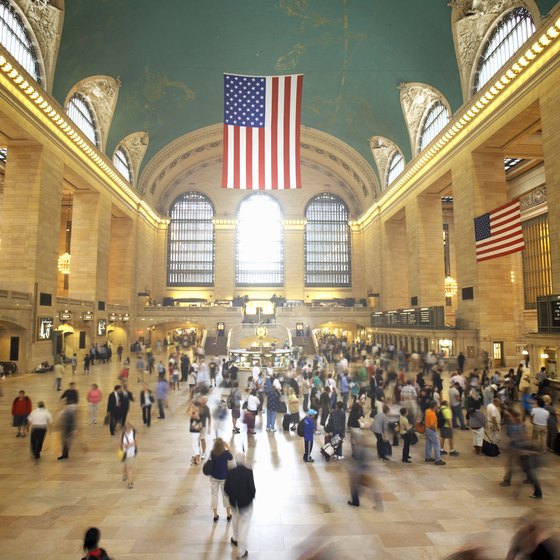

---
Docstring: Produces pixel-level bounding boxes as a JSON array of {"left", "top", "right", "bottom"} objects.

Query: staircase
[
  {"left": 204, "top": 336, "right": 228, "bottom": 357},
  {"left": 291, "top": 334, "right": 316, "bottom": 356}
]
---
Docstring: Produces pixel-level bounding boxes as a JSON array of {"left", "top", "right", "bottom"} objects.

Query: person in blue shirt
[
  {"left": 303, "top": 409, "right": 317, "bottom": 462},
  {"left": 340, "top": 372, "right": 350, "bottom": 411}
]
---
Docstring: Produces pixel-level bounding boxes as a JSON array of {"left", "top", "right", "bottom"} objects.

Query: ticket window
[{"left": 493, "top": 341, "right": 505, "bottom": 367}]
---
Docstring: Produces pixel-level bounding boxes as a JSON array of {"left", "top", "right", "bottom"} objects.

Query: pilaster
[{"left": 406, "top": 195, "right": 445, "bottom": 307}]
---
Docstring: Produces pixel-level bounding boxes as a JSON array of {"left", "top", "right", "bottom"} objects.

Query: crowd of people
[{"left": 5, "top": 334, "right": 560, "bottom": 559}]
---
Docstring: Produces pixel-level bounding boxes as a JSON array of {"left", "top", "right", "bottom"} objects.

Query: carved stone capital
[
  {"left": 369, "top": 136, "right": 402, "bottom": 190},
  {"left": 65, "top": 76, "right": 121, "bottom": 151},
  {"left": 450, "top": 1, "right": 541, "bottom": 100},
  {"left": 116, "top": 131, "right": 149, "bottom": 187},
  {"left": 399, "top": 82, "right": 450, "bottom": 155},
  {"left": 519, "top": 185, "right": 547, "bottom": 213},
  {"left": 15, "top": 0, "right": 64, "bottom": 94}
]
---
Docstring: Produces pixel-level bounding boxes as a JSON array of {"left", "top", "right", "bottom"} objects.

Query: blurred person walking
[
  {"left": 225, "top": 452, "right": 256, "bottom": 559},
  {"left": 120, "top": 421, "right": 138, "bottom": 489},
  {"left": 207, "top": 438, "right": 233, "bottom": 522}
]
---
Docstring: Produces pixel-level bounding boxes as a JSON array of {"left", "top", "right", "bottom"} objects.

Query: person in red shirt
[{"left": 11, "top": 390, "right": 32, "bottom": 437}]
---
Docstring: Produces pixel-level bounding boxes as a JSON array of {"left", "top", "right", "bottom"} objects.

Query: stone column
[
  {"left": 0, "top": 144, "right": 63, "bottom": 294},
  {"left": 68, "top": 192, "right": 111, "bottom": 304},
  {"left": 406, "top": 194, "right": 445, "bottom": 308},
  {"left": 452, "top": 151, "right": 522, "bottom": 357},
  {"left": 381, "top": 218, "right": 408, "bottom": 309},
  {"left": 284, "top": 221, "right": 304, "bottom": 300},
  {"left": 108, "top": 216, "right": 135, "bottom": 305},
  {"left": 214, "top": 220, "right": 236, "bottom": 299}
]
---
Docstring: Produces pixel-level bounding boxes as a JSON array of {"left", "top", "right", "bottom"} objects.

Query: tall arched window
[
  {"left": 386, "top": 151, "right": 404, "bottom": 187},
  {"left": 0, "top": 0, "right": 41, "bottom": 83},
  {"left": 474, "top": 7, "right": 535, "bottom": 94},
  {"left": 305, "top": 193, "right": 351, "bottom": 287},
  {"left": 113, "top": 147, "right": 132, "bottom": 183},
  {"left": 418, "top": 101, "right": 449, "bottom": 153},
  {"left": 167, "top": 192, "right": 215, "bottom": 286},
  {"left": 236, "top": 194, "right": 283, "bottom": 286},
  {"left": 67, "top": 93, "right": 99, "bottom": 148}
]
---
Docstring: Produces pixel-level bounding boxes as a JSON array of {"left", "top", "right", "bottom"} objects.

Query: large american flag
[
  {"left": 474, "top": 199, "right": 525, "bottom": 262},
  {"left": 222, "top": 73, "right": 303, "bottom": 190}
]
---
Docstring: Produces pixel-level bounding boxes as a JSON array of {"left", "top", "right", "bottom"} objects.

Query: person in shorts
[
  {"left": 439, "top": 400, "right": 459, "bottom": 456},
  {"left": 11, "top": 390, "right": 32, "bottom": 437}
]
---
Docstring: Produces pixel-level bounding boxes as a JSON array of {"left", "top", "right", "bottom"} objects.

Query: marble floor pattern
[{"left": 0, "top": 360, "right": 558, "bottom": 560}]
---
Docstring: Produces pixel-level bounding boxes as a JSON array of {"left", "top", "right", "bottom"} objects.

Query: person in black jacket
[
  {"left": 328, "top": 401, "right": 346, "bottom": 459},
  {"left": 106, "top": 385, "right": 122, "bottom": 436},
  {"left": 224, "top": 453, "right": 256, "bottom": 559}
]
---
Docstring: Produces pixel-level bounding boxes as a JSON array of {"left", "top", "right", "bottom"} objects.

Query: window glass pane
[
  {"left": 419, "top": 101, "right": 449, "bottom": 153},
  {"left": 522, "top": 213, "right": 552, "bottom": 309},
  {"left": 113, "top": 147, "right": 132, "bottom": 182},
  {"left": 67, "top": 93, "right": 99, "bottom": 147},
  {"left": 386, "top": 152, "right": 404, "bottom": 187},
  {"left": 474, "top": 8, "right": 535, "bottom": 93},
  {"left": 167, "top": 192, "right": 215, "bottom": 286},
  {"left": 305, "top": 193, "right": 351, "bottom": 287},
  {"left": 236, "top": 194, "right": 283, "bottom": 286},
  {"left": 0, "top": 0, "right": 40, "bottom": 83}
]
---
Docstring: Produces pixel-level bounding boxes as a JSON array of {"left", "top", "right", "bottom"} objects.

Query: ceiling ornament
[
  {"left": 368, "top": 136, "right": 401, "bottom": 190},
  {"left": 66, "top": 76, "right": 121, "bottom": 152},
  {"left": 117, "top": 131, "right": 149, "bottom": 187},
  {"left": 16, "top": 0, "right": 63, "bottom": 93},
  {"left": 139, "top": 124, "right": 380, "bottom": 209},
  {"left": 399, "top": 82, "right": 447, "bottom": 156},
  {"left": 449, "top": 0, "right": 541, "bottom": 101}
]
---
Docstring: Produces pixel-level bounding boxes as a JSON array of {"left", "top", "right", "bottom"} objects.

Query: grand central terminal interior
[{"left": 0, "top": 1, "right": 560, "bottom": 559}]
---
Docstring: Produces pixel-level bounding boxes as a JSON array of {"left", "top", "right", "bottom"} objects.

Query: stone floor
[{"left": 0, "top": 360, "right": 558, "bottom": 560}]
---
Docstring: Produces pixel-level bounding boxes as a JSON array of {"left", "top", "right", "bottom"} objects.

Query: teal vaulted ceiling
[{"left": 53, "top": 0, "right": 558, "bottom": 178}]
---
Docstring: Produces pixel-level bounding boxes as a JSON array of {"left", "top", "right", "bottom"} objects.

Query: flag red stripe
[
  {"left": 246, "top": 128, "right": 252, "bottom": 190},
  {"left": 283, "top": 76, "right": 291, "bottom": 189},
  {"left": 271, "top": 77, "right": 279, "bottom": 189},
  {"left": 258, "top": 127, "right": 265, "bottom": 190},
  {"left": 477, "top": 236, "right": 525, "bottom": 257},
  {"left": 477, "top": 243, "right": 526, "bottom": 262},
  {"left": 222, "top": 125, "right": 229, "bottom": 188},
  {"left": 295, "top": 75, "right": 303, "bottom": 189},
  {"left": 233, "top": 126, "right": 240, "bottom": 189}
]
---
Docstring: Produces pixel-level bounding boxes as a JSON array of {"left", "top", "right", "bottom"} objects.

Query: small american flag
[
  {"left": 474, "top": 199, "right": 525, "bottom": 262},
  {"left": 222, "top": 73, "right": 303, "bottom": 190}
]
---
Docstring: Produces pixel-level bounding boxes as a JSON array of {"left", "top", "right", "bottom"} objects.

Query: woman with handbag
[
  {"left": 244, "top": 389, "right": 260, "bottom": 434},
  {"left": 120, "top": 421, "right": 138, "bottom": 489},
  {"left": 207, "top": 438, "right": 233, "bottom": 522}
]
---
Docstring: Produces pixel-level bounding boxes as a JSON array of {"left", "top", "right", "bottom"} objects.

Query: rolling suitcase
[{"left": 282, "top": 413, "right": 291, "bottom": 432}]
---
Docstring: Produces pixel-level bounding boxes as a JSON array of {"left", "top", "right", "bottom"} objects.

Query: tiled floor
[{"left": 0, "top": 360, "right": 558, "bottom": 560}]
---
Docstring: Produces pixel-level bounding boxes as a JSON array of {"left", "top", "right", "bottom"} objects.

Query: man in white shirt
[
  {"left": 450, "top": 372, "right": 465, "bottom": 391},
  {"left": 27, "top": 401, "right": 53, "bottom": 459},
  {"left": 486, "top": 398, "right": 501, "bottom": 443},
  {"left": 531, "top": 398, "right": 550, "bottom": 452}
]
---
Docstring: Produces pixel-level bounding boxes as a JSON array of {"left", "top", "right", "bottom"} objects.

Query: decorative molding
[
  {"left": 116, "top": 131, "right": 149, "bottom": 187},
  {"left": 449, "top": 0, "right": 542, "bottom": 101},
  {"left": 65, "top": 75, "right": 121, "bottom": 152},
  {"left": 369, "top": 136, "right": 402, "bottom": 190},
  {"left": 138, "top": 123, "right": 380, "bottom": 210},
  {"left": 15, "top": 0, "right": 64, "bottom": 94},
  {"left": 519, "top": 184, "right": 546, "bottom": 212},
  {"left": 398, "top": 82, "right": 451, "bottom": 156}
]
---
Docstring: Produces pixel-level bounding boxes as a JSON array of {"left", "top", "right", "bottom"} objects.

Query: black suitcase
[
  {"left": 282, "top": 413, "right": 291, "bottom": 432},
  {"left": 482, "top": 439, "right": 500, "bottom": 456}
]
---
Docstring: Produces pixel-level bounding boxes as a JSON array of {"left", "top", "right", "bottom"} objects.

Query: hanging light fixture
[
  {"left": 444, "top": 276, "right": 458, "bottom": 297},
  {"left": 57, "top": 196, "right": 72, "bottom": 283},
  {"left": 57, "top": 252, "right": 71, "bottom": 274}
]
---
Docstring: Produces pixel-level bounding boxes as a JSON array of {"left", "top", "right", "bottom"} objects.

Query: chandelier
[
  {"left": 57, "top": 252, "right": 71, "bottom": 274},
  {"left": 444, "top": 276, "right": 457, "bottom": 297}
]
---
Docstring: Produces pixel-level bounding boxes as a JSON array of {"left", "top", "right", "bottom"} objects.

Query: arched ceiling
[{"left": 52, "top": 0, "right": 556, "bottom": 181}]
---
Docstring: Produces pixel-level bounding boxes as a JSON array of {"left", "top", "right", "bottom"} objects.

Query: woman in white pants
[{"left": 208, "top": 438, "right": 233, "bottom": 522}]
